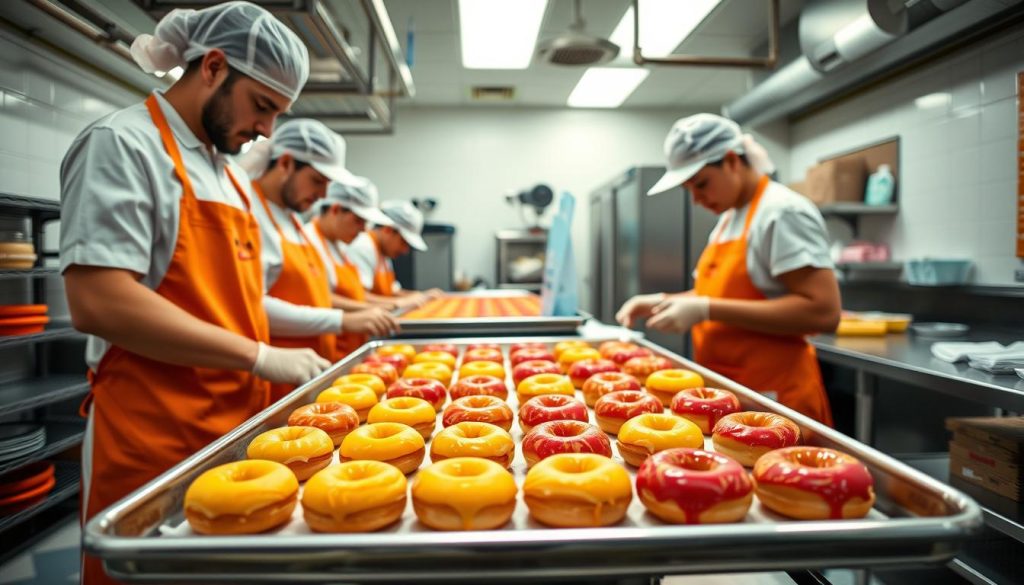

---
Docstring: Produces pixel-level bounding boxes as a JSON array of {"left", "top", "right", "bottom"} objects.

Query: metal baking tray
[
  {"left": 84, "top": 336, "right": 982, "bottom": 583},
  {"left": 394, "top": 290, "right": 588, "bottom": 337}
]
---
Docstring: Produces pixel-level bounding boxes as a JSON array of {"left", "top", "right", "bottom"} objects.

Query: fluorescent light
[
  {"left": 914, "top": 92, "right": 951, "bottom": 110},
  {"left": 459, "top": 0, "right": 548, "bottom": 69},
  {"left": 567, "top": 67, "right": 650, "bottom": 108},
  {"left": 608, "top": 0, "right": 723, "bottom": 63}
]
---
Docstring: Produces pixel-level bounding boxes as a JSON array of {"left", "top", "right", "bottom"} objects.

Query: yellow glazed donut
[
  {"left": 317, "top": 383, "right": 379, "bottom": 422},
  {"left": 557, "top": 347, "right": 602, "bottom": 373},
  {"left": 430, "top": 421, "right": 515, "bottom": 467},
  {"left": 246, "top": 426, "right": 334, "bottom": 481},
  {"left": 412, "top": 350, "right": 457, "bottom": 370},
  {"left": 516, "top": 373, "right": 575, "bottom": 404},
  {"left": 403, "top": 362, "right": 454, "bottom": 387},
  {"left": 378, "top": 344, "right": 416, "bottom": 360},
  {"left": 523, "top": 453, "right": 632, "bottom": 527},
  {"left": 185, "top": 460, "right": 298, "bottom": 535},
  {"left": 368, "top": 396, "right": 437, "bottom": 439},
  {"left": 332, "top": 373, "right": 386, "bottom": 398},
  {"left": 458, "top": 360, "right": 506, "bottom": 381},
  {"left": 645, "top": 369, "right": 705, "bottom": 406},
  {"left": 340, "top": 422, "right": 425, "bottom": 474},
  {"left": 302, "top": 460, "right": 408, "bottom": 532},
  {"left": 553, "top": 340, "right": 592, "bottom": 360},
  {"left": 411, "top": 457, "right": 517, "bottom": 530},
  {"left": 616, "top": 413, "right": 703, "bottom": 467}
]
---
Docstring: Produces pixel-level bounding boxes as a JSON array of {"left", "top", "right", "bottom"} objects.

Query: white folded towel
[
  {"left": 967, "top": 342, "right": 1024, "bottom": 373},
  {"left": 1017, "top": 368, "right": 1024, "bottom": 380},
  {"left": 930, "top": 341, "right": 1006, "bottom": 363}
]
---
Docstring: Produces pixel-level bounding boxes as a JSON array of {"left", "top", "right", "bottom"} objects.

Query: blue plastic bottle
[{"left": 864, "top": 164, "right": 895, "bottom": 206}]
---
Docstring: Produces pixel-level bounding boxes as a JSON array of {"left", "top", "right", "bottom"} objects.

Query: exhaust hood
[
  {"left": 2, "top": 0, "right": 414, "bottom": 134},
  {"left": 724, "top": 0, "right": 1023, "bottom": 127}
]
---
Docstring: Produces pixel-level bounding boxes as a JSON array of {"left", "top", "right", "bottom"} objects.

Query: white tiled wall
[{"left": 787, "top": 26, "right": 1024, "bottom": 287}]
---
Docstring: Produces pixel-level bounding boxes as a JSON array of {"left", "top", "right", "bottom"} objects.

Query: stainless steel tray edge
[{"left": 84, "top": 335, "right": 983, "bottom": 583}]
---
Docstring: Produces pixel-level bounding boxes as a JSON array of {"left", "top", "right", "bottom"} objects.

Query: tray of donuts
[
  {"left": 391, "top": 290, "right": 589, "bottom": 337},
  {"left": 85, "top": 337, "right": 982, "bottom": 583}
]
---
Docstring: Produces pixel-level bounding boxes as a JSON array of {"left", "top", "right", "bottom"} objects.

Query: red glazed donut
[
  {"left": 670, "top": 387, "right": 741, "bottom": 434},
  {"left": 287, "top": 401, "right": 360, "bottom": 447},
  {"left": 593, "top": 390, "right": 663, "bottom": 434},
  {"left": 449, "top": 375, "right": 508, "bottom": 401},
  {"left": 363, "top": 352, "right": 410, "bottom": 375},
  {"left": 421, "top": 343, "right": 459, "bottom": 357},
  {"left": 605, "top": 345, "right": 654, "bottom": 365},
  {"left": 512, "top": 360, "right": 560, "bottom": 386},
  {"left": 510, "top": 342, "right": 549, "bottom": 354},
  {"left": 521, "top": 420, "right": 611, "bottom": 468},
  {"left": 712, "top": 411, "right": 801, "bottom": 467},
  {"left": 352, "top": 362, "right": 399, "bottom": 387},
  {"left": 636, "top": 448, "right": 753, "bottom": 524},
  {"left": 623, "top": 356, "right": 673, "bottom": 385},
  {"left": 386, "top": 378, "right": 448, "bottom": 411},
  {"left": 753, "top": 446, "right": 875, "bottom": 520},
  {"left": 466, "top": 343, "right": 501, "bottom": 352},
  {"left": 567, "top": 358, "right": 621, "bottom": 389},
  {"left": 510, "top": 348, "right": 556, "bottom": 366},
  {"left": 442, "top": 395, "right": 514, "bottom": 431},
  {"left": 518, "top": 394, "right": 588, "bottom": 433},
  {"left": 581, "top": 372, "right": 641, "bottom": 407}
]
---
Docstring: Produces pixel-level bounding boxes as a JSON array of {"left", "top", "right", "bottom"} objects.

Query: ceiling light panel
[
  {"left": 608, "top": 0, "right": 723, "bottom": 63},
  {"left": 459, "top": 0, "right": 548, "bottom": 69},
  {"left": 567, "top": 67, "right": 651, "bottom": 108}
]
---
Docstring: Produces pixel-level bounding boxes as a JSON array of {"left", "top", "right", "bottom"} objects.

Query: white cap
[
  {"left": 130, "top": 1, "right": 309, "bottom": 102},
  {"left": 381, "top": 201, "right": 428, "bottom": 252},
  {"left": 323, "top": 177, "right": 392, "bottom": 226},
  {"left": 647, "top": 113, "right": 775, "bottom": 196},
  {"left": 237, "top": 118, "right": 358, "bottom": 186}
]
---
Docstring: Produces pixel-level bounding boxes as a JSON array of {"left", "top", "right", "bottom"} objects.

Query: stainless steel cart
[{"left": 84, "top": 336, "right": 982, "bottom": 583}]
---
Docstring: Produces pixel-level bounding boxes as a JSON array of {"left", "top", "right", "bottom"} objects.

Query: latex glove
[
  {"left": 343, "top": 307, "right": 400, "bottom": 337},
  {"left": 252, "top": 342, "right": 330, "bottom": 385},
  {"left": 396, "top": 293, "right": 429, "bottom": 310},
  {"left": 615, "top": 293, "right": 666, "bottom": 328},
  {"left": 423, "top": 288, "right": 444, "bottom": 299},
  {"left": 647, "top": 296, "right": 710, "bottom": 333}
]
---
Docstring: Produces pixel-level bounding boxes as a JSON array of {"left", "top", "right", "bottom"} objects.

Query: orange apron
[
  {"left": 691, "top": 176, "right": 833, "bottom": 426},
  {"left": 254, "top": 185, "right": 337, "bottom": 401},
  {"left": 368, "top": 230, "right": 396, "bottom": 296},
  {"left": 312, "top": 218, "right": 368, "bottom": 357},
  {"left": 82, "top": 94, "right": 271, "bottom": 585}
]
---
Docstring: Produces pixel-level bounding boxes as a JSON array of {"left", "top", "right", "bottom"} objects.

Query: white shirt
[
  {"left": 60, "top": 91, "right": 257, "bottom": 370},
  {"left": 346, "top": 231, "right": 401, "bottom": 293},
  {"left": 249, "top": 195, "right": 343, "bottom": 337},
  {"left": 303, "top": 221, "right": 348, "bottom": 291},
  {"left": 703, "top": 180, "right": 834, "bottom": 298}
]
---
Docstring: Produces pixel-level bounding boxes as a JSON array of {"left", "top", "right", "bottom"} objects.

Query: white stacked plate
[{"left": 0, "top": 424, "right": 46, "bottom": 463}]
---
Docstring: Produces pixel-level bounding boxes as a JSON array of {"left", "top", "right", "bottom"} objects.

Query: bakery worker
[
  {"left": 616, "top": 113, "right": 840, "bottom": 425},
  {"left": 239, "top": 119, "right": 398, "bottom": 401},
  {"left": 305, "top": 179, "right": 399, "bottom": 357},
  {"left": 346, "top": 200, "right": 443, "bottom": 307},
  {"left": 59, "top": 3, "right": 318, "bottom": 583}
]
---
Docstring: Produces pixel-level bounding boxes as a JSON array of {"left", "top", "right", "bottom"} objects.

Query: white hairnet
[
  {"left": 647, "top": 113, "right": 776, "bottom": 196},
  {"left": 131, "top": 1, "right": 309, "bottom": 102},
  {"left": 321, "top": 177, "right": 392, "bottom": 226},
  {"left": 237, "top": 118, "right": 357, "bottom": 185},
  {"left": 381, "top": 201, "right": 427, "bottom": 252}
]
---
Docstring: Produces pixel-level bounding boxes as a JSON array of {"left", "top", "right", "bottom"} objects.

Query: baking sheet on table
[
  {"left": 394, "top": 291, "right": 587, "bottom": 336},
  {"left": 88, "top": 335, "right": 981, "bottom": 583}
]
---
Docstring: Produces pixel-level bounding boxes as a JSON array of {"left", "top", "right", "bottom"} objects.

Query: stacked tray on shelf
[
  {"left": 0, "top": 304, "right": 49, "bottom": 336},
  {"left": 0, "top": 424, "right": 45, "bottom": 463},
  {"left": 0, "top": 461, "right": 55, "bottom": 511},
  {"left": 85, "top": 336, "right": 982, "bottom": 584}
]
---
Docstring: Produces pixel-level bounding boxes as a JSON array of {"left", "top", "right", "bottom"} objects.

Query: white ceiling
[{"left": 383, "top": 0, "right": 805, "bottom": 109}]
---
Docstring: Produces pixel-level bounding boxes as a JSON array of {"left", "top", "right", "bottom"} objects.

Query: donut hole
[
  {"left": 370, "top": 425, "right": 406, "bottom": 440},
  {"left": 529, "top": 373, "right": 561, "bottom": 384},
  {"left": 617, "top": 392, "right": 644, "bottom": 404},
  {"left": 691, "top": 388, "right": 719, "bottom": 400},
  {"left": 642, "top": 416, "right": 678, "bottom": 432},
  {"left": 790, "top": 449, "right": 839, "bottom": 468},
  {"left": 458, "top": 424, "right": 492, "bottom": 439},
  {"left": 549, "top": 422, "right": 586, "bottom": 437},
  {"left": 677, "top": 452, "right": 718, "bottom": 472},
  {"left": 340, "top": 462, "right": 379, "bottom": 481},
  {"left": 551, "top": 455, "right": 600, "bottom": 474},
  {"left": 462, "top": 396, "right": 497, "bottom": 409}
]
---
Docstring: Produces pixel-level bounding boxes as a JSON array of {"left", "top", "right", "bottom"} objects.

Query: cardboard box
[
  {"left": 803, "top": 156, "right": 867, "bottom": 206},
  {"left": 949, "top": 450, "right": 1021, "bottom": 501},
  {"left": 946, "top": 417, "right": 1024, "bottom": 502},
  {"left": 946, "top": 417, "right": 1024, "bottom": 456}
]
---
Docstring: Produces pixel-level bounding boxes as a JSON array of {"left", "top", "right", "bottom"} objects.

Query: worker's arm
[
  {"left": 709, "top": 266, "right": 841, "bottom": 335},
  {"left": 65, "top": 265, "right": 258, "bottom": 370},
  {"left": 330, "top": 293, "right": 373, "bottom": 311},
  {"left": 616, "top": 290, "right": 693, "bottom": 327}
]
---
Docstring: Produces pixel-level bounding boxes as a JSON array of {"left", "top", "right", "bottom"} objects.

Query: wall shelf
[
  {"left": 0, "top": 326, "right": 81, "bottom": 350},
  {"left": 0, "top": 422, "right": 85, "bottom": 477},
  {"left": 0, "top": 267, "right": 59, "bottom": 280}
]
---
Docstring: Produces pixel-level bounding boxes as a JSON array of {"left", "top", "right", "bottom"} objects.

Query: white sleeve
[
  {"left": 59, "top": 127, "right": 155, "bottom": 275},
  {"left": 251, "top": 200, "right": 284, "bottom": 290},
  {"left": 756, "top": 206, "right": 835, "bottom": 277},
  {"left": 264, "top": 296, "right": 344, "bottom": 337},
  {"left": 345, "top": 234, "right": 376, "bottom": 289}
]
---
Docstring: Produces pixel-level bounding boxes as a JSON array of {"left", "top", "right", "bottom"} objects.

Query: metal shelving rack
[{"left": 0, "top": 192, "right": 85, "bottom": 556}]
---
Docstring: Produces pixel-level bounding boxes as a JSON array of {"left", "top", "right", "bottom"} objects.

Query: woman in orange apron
[{"left": 617, "top": 114, "right": 839, "bottom": 425}]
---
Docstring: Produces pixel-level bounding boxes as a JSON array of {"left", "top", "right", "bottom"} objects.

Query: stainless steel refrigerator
[{"left": 588, "top": 166, "right": 718, "bottom": 357}]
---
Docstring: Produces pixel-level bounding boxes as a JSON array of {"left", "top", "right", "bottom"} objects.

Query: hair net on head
[
  {"left": 320, "top": 177, "right": 392, "bottom": 226},
  {"left": 237, "top": 118, "right": 357, "bottom": 186},
  {"left": 381, "top": 201, "right": 427, "bottom": 252},
  {"left": 131, "top": 1, "right": 309, "bottom": 102},
  {"left": 647, "top": 113, "right": 776, "bottom": 196}
]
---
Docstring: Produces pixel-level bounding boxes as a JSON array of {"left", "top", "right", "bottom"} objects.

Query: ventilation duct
[{"left": 723, "top": 0, "right": 1020, "bottom": 127}]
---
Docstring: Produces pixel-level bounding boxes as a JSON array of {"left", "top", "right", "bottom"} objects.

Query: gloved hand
[
  {"left": 423, "top": 288, "right": 444, "bottom": 299},
  {"left": 646, "top": 295, "right": 711, "bottom": 333},
  {"left": 396, "top": 293, "right": 429, "bottom": 310},
  {"left": 343, "top": 307, "right": 400, "bottom": 337},
  {"left": 251, "top": 342, "right": 330, "bottom": 385},
  {"left": 615, "top": 293, "right": 666, "bottom": 327}
]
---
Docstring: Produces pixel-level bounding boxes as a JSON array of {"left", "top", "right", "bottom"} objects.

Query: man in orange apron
[
  {"left": 305, "top": 179, "right": 397, "bottom": 357},
  {"left": 59, "top": 5, "right": 327, "bottom": 583},
  {"left": 240, "top": 119, "right": 398, "bottom": 401},
  {"left": 617, "top": 114, "right": 839, "bottom": 426},
  {"left": 346, "top": 200, "right": 443, "bottom": 306}
]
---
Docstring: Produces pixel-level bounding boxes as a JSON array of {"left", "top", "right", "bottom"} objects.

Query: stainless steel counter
[{"left": 811, "top": 328, "right": 1024, "bottom": 414}]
